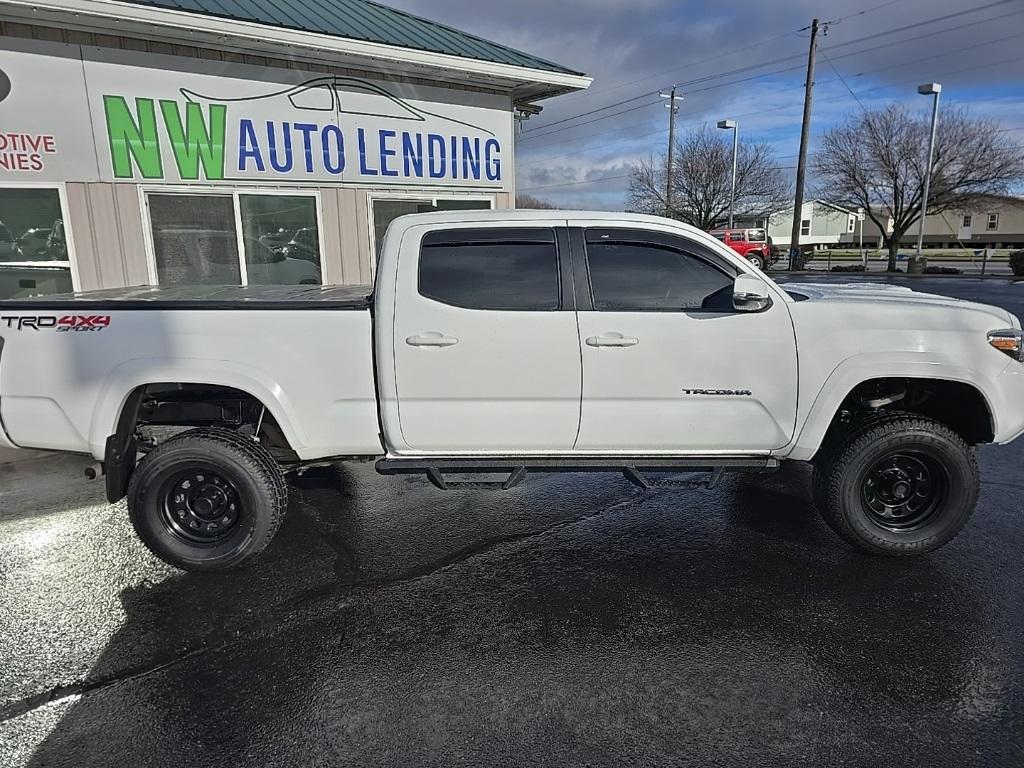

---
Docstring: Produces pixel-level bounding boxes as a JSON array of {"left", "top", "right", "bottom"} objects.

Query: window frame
[
  {"left": 987, "top": 213, "right": 999, "bottom": 231},
  {"left": 0, "top": 181, "right": 80, "bottom": 292},
  {"left": 800, "top": 219, "right": 811, "bottom": 237},
  {"left": 579, "top": 227, "right": 740, "bottom": 314},
  {"left": 416, "top": 227, "right": 564, "bottom": 312},
  {"left": 962, "top": 214, "right": 973, "bottom": 228},
  {"left": 139, "top": 185, "right": 326, "bottom": 287},
  {"left": 367, "top": 191, "right": 496, "bottom": 277}
]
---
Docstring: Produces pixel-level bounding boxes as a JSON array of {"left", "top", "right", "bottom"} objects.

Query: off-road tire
[
  {"left": 747, "top": 252, "right": 765, "bottom": 270},
  {"left": 127, "top": 427, "right": 288, "bottom": 571},
  {"left": 812, "top": 411, "right": 979, "bottom": 556}
]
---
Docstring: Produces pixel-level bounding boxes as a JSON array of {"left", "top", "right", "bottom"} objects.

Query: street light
[
  {"left": 915, "top": 83, "right": 942, "bottom": 261},
  {"left": 717, "top": 119, "right": 738, "bottom": 229}
]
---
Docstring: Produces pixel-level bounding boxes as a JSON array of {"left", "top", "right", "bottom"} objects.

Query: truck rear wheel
[
  {"left": 127, "top": 428, "right": 288, "bottom": 571},
  {"left": 813, "top": 413, "right": 979, "bottom": 556}
]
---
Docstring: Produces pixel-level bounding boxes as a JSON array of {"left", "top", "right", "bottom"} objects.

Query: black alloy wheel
[
  {"left": 127, "top": 428, "right": 287, "bottom": 571},
  {"left": 160, "top": 466, "right": 243, "bottom": 543},
  {"left": 860, "top": 452, "right": 947, "bottom": 532}
]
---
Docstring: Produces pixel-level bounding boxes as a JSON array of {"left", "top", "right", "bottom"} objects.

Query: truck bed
[
  {"left": 0, "top": 284, "right": 373, "bottom": 310},
  {"left": 0, "top": 283, "right": 382, "bottom": 460}
]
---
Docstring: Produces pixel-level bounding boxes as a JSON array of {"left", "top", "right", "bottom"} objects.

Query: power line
[
  {"left": 519, "top": 42, "right": 1023, "bottom": 166},
  {"left": 520, "top": 7, "right": 1023, "bottom": 144},
  {"left": 519, "top": 0, "right": 1018, "bottom": 139},
  {"left": 520, "top": 91, "right": 661, "bottom": 134},
  {"left": 535, "top": 0, "right": 909, "bottom": 109},
  {"left": 521, "top": 100, "right": 664, "bottom": 141},
  {"left": 820, "top": 49, "right": 867, "bottom": 111},
  {"left": 519, "top": 173, "right": 632, "bottom": 192},
  {"left": 516, "top": 54, "right": 1024, "bottom": 191}
]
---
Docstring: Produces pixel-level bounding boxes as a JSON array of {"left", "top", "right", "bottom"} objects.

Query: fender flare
[
  {"left": 785, "top": 353, "right": 999, "bottom": 461},
  {"left": 88, "top": 357, "right": 309, "bottom": 460}
]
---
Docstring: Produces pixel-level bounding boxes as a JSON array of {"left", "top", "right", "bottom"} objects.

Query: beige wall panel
[
  {"left": 64, "top": 182, "right": 101, "bottom": 292},
  {"left": 81, "top": 184, "right": 129, "bottom": 288},
  {"left": 317, "top": 187, "right": 345, "bottom": 286},
  {"left": 112, "top": 184, "right": 150, "bottom": 286},
  {"left": 351, "top": 189, "right": 374, "bottom": 284}
]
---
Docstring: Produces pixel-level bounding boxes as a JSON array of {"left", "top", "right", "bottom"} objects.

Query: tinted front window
[
  {"left": 586, "top": 241, "right": 732, "bottom": 311},
  {"left": 419, "top": 235, "right": 560, "bottom": 311}
]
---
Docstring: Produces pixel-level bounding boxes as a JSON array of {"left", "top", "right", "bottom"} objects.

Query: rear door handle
[
  {"left": 406, "top": 332, "right": 459, "bottom": 348},
  {"left": 586, "top": 332, "right": 639, "bottom": 348}
]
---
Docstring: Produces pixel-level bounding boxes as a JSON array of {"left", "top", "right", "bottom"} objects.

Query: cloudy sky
[{"left": 381, "top": 0, "right": 1024, "bottom": 209}]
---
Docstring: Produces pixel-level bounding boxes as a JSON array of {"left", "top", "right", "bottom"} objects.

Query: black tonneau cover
[{"left": 0, "top": 284, "right": 373, "bottom": 311}]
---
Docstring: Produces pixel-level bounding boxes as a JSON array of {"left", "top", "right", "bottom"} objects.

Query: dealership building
[{"left": 0, "top": 0, "right": 589, "bottom": 298}]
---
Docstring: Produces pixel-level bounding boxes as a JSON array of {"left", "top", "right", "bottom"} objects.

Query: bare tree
[
  {"left": 515, "top": 194, "right": 558, "bottom": 209},
  {"left": 815, "top": 105, "right": 1024, "bottom": 271},
  {"left": 627, "top": 126, "right": 790, "bottom": 229}
]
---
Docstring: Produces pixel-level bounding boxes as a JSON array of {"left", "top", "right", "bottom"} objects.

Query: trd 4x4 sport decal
[{"left": 1, "top": 315, "right": 112, "bottom": 332}]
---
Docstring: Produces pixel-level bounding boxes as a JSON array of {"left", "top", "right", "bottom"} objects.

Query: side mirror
[{"left": 733, "top": 274, "right": 772, "bottom": 312}]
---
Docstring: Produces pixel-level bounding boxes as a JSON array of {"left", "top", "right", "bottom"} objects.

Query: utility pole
[
  {"left": 788, "top": 18, "right": 820, "bottom": 271},
  {"left": 661, "top": 87, "right": 682, "bottom": 218}
]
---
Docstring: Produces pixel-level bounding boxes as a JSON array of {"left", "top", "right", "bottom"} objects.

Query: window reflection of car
[
  {"left": 180, "top": 75, "right": 495, "bottom": 137},
  {"left": 46, "top": 219, "right": 68, "bottom": 261},
  {"left": 258, "top": 228, "right": 292, "bottom": 250},
  {"left": 276, "top": 227, "right": 320, "bottom": 264},
  {"left": 0, "top": 222, "right": 16, "bottom": 260},
  {"left": 245, "top": 237, "right": 321, "bottom": 285},
  {"left": 15, "top": 227, "right": 52, "bottom": 259},
  {"left": 156, "top": 228, "right": 321, "bottom": 286}
]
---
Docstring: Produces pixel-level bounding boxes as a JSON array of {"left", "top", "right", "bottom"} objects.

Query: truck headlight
[{"left": 988, "top": 329, "right": 1024, "bottom": 361}]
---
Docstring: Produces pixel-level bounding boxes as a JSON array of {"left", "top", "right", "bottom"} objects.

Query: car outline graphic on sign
[{"left": 179, "top": 75, "right": 496, "bottom": 137}]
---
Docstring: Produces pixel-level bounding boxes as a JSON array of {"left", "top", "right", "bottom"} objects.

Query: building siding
[{"left": 2, "top": 23, "right": 517, "bottom": 290}]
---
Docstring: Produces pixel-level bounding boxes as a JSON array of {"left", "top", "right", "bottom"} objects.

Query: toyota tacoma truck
[{"left": 1, "top": 211, "right": 1023, "bottom": 571}]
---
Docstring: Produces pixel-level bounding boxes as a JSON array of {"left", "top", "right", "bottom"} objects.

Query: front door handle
[
  {"left": 586, "top": 332, "right": 639, "bottom": 348},
  {"left": 407, "top": 332, "right": 459, "bottom": 348}
]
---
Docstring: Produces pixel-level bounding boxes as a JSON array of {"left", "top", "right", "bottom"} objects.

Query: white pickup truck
[{"left": 2, "top": 210, "right": 1023, "bottom": 570}]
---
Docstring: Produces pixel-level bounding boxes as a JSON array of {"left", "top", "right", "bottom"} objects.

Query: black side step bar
[{"left": 376, "top": 456, "right": 778, "bottom": 491}]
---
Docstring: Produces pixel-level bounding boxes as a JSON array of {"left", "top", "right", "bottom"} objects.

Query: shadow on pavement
[{"left": 18, "top": 463, "right": 1002, "bottom": 768}]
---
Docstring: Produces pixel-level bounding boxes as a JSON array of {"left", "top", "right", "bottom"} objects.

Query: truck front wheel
[
  {"left": 127, "top": 428, "right": 288, "bottom": 571},
  {"left": 813, "top": 413, "right": 979, "bottom": 556}
]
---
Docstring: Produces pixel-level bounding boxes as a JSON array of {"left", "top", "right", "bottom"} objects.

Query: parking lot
[{"left": 1, "top": 277, "right": 1023, "bottom": 767}]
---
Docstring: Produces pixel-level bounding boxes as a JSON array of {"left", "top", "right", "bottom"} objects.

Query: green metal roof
[{"left": 114, "top": 0, "right": 583, "bottom": 76}]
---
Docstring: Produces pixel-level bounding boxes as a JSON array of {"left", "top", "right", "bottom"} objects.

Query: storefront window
[
  {"left": 0, "top": 188, "right": 73, "bottom": 299},
  {"left": 149, "top": 194, "right": 241, "bottom": 285},
  {"left": 147, "top": 192, "right": 322, "bottom": 286},
  {"left": 372, "top": 197, "right": 492, "bottom": 257},
  {"left": 239, "top": 195, "right": 322, "bottom": 285}
]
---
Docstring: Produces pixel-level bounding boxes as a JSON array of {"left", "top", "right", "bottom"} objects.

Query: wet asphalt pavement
[{"left": 2, "top": 277, "right": 1023, "bottom": 767}]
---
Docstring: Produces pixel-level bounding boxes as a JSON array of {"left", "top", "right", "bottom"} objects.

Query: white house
[
  {"left": 744, "top": 200, "right": 858, "bottom": 251},
  {"left": 840, "top": 195, "right": 1024, "bottom": 249}
]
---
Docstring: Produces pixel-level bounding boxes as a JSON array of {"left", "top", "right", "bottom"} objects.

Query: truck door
[
  {"left": 572, "top": 226, "right": 798, "bottom": 453},
  {"left": 392, "top": 226, "right": 581, "bottom": 452}
]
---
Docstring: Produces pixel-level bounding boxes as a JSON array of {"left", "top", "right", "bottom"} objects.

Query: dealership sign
[{"left": 0, "top": 41, "right": 511, "bottom": 187}]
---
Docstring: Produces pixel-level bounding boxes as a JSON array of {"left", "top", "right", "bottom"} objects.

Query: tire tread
[
  {"left": 127, "top": 427, "right": 288, "bottom": 570},
  {"left": 812, "top": 411, "right": 979, "bottom": 556}
]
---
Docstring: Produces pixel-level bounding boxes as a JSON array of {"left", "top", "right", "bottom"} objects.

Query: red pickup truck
[{"left": 709, "top": 228, "right": 772, "bottom": 269}]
